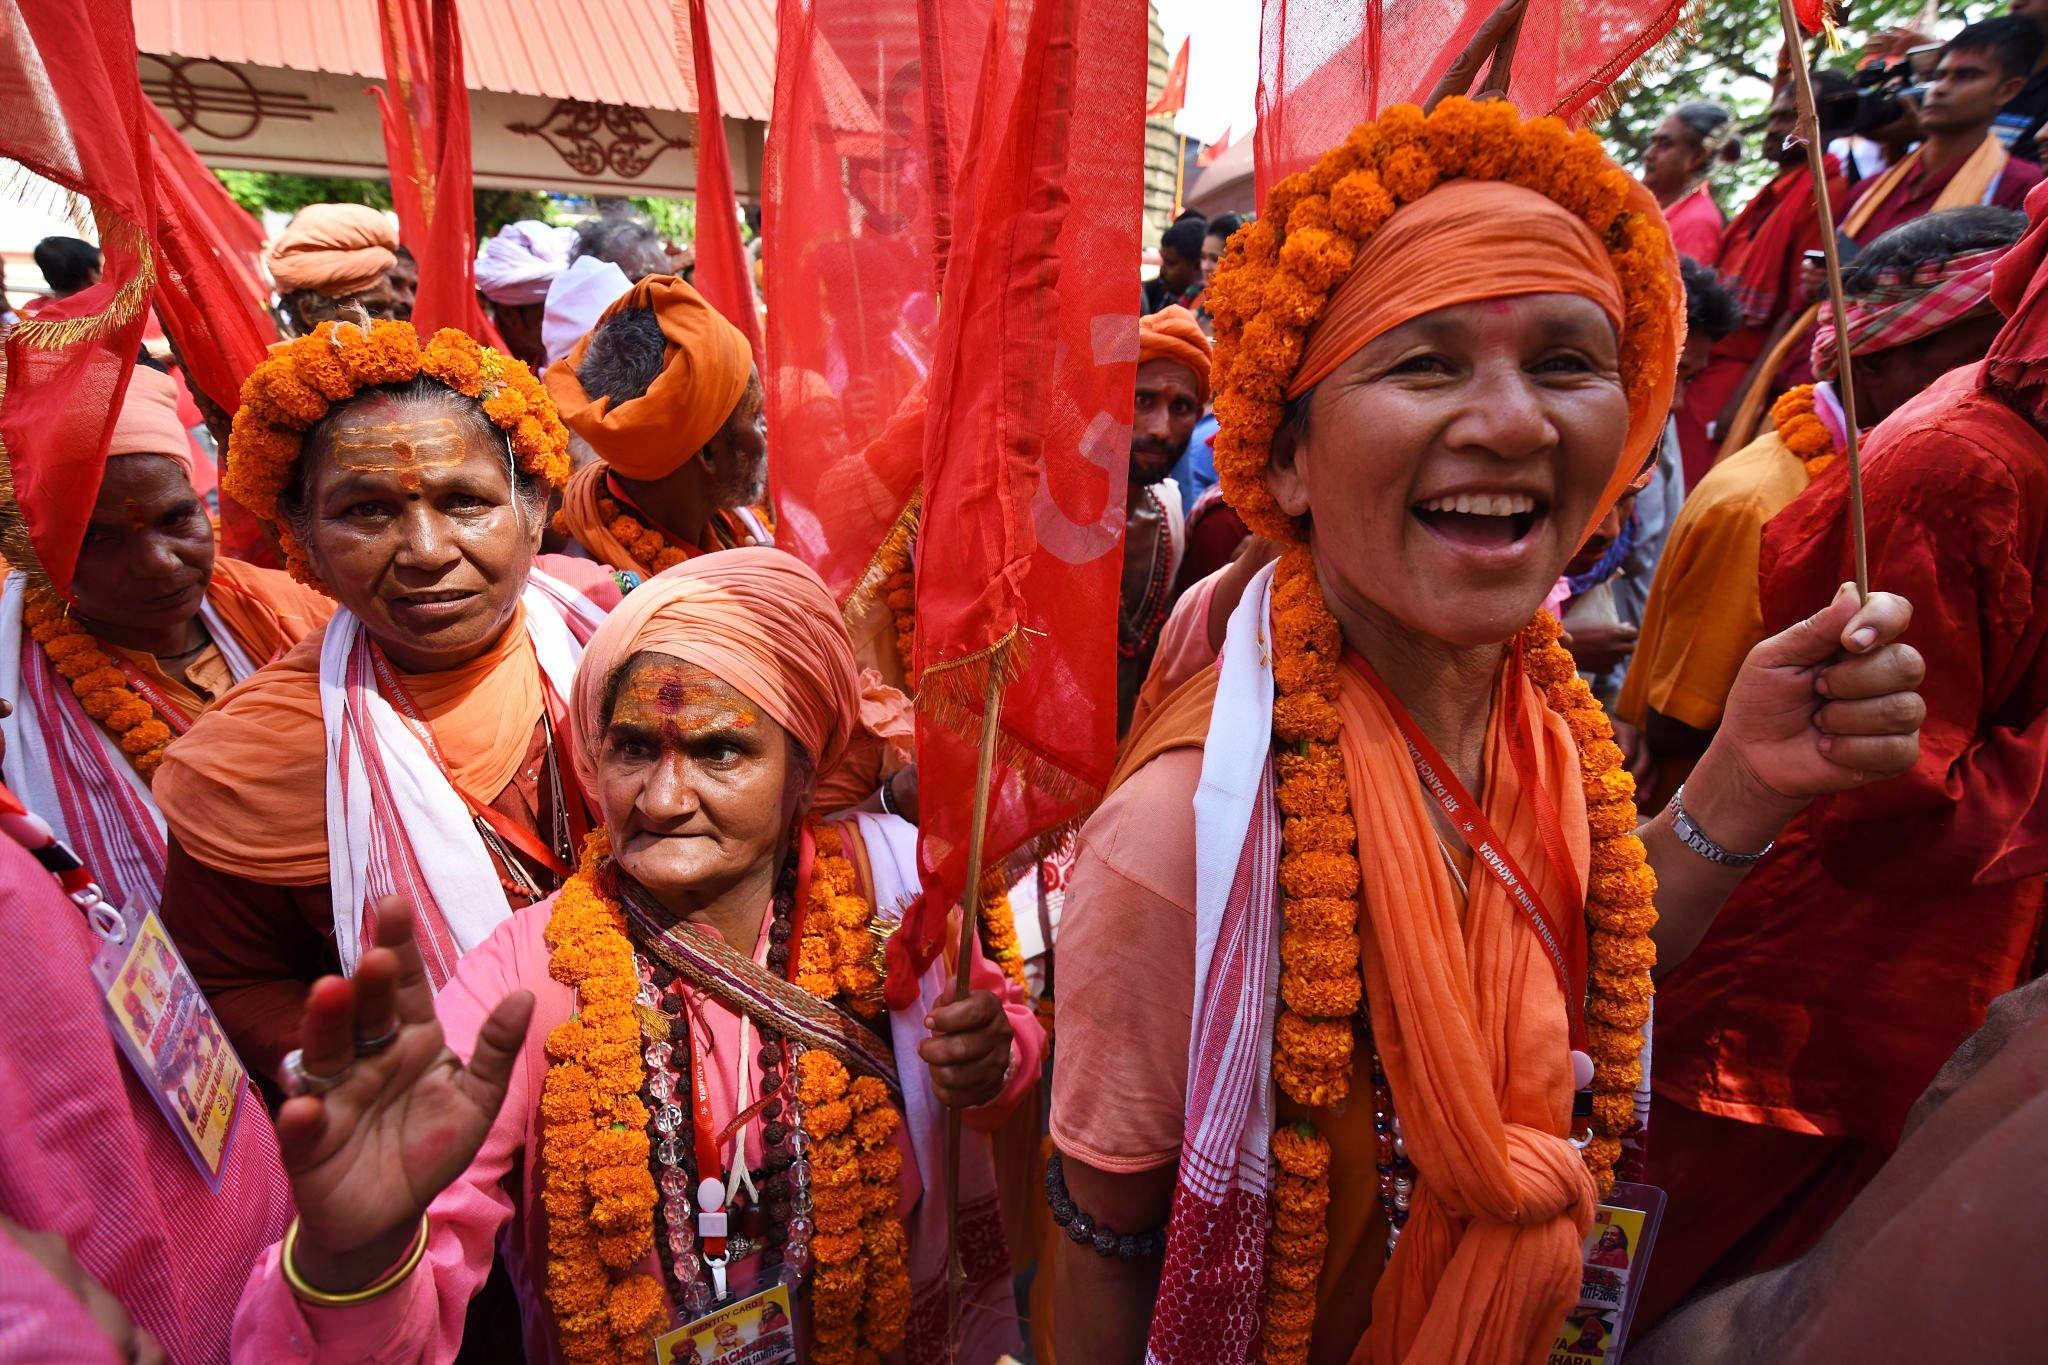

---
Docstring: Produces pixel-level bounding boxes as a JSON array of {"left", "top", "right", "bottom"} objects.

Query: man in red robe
[
  {"left": 1642, "top": 177, "right": 2048, "bottom": 1326},
  {"left": 1675, "top": 73, "right": 1850, "bottom": 487}
]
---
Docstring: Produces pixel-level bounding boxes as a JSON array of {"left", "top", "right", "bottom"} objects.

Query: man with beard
[
  {"left": 543, "top": 276, "right": 772, "bottom": 574},
  {"left": 1117, "top": 307, "right": 1208, "bottom": 734}
]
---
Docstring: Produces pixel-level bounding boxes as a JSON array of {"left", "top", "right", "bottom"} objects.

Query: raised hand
[
  {"left": 275, "top": 899, "right": 534, "bottom": 1293},
  {"left": 917, "top": 987, "right": 1014, "bottom": 1109},
  {"left": 1717, "top": 583, "right": 1924, "bottom": 810}
]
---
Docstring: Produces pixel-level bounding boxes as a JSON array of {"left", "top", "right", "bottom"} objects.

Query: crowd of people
[{"left": 6, "top": 7, "right": 2048, "bottom": 1365}]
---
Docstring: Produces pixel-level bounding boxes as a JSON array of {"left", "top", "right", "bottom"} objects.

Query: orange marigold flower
[
  {"left": 1279, "top": 850, "right": 1361, "bottom": 900},
  {"left": 853, "top": 1105, "right": 898, "bottom": 1151},
  {"left": 1271, "top": 1122, "right": 1332, "bottom": 1179}
]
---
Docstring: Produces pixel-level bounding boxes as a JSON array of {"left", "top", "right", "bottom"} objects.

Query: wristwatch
[{"left": 1669, "top": 784, "right": 1773, "bottom": 868}]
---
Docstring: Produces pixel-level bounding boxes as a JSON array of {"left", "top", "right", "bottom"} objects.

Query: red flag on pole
[
  {"left": 1147, "top": 35, "right": 1190, "bottom": 116},
  {"left": 374, "top": 0, "right": 494, "bottom": 340},
  {"left": 1253, "top": 0, "right": 1691, "bottom": 203},
  {"left": 0, "top": 0, "right": 155, "bottom": 594},
  {"left": 1197, "top": 125, "right": 1234, "bottom": 167},
  {"left": 677, "top": 0, "right": 764, "bottom": 370},
  {"left": 763, "top": 0, "right": 991, "bottom": 600},
  {"left": 886, "top": 0, "right": 1146, "bottom": 1003}
]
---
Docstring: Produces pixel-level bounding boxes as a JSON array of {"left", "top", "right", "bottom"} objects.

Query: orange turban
[
  {"left": 545, "top": 275, "right": 755, "bottom": 482},
  {"left": 266, "top": 203, "right": 399, "bottom": 297},
  {"left": 569, "top": 546, "right": 861, "bottom": 798},
  {"left": 109, "top": 367, "right": 193, "bottom": 480},
  {"left": 1139, "top": 305, "right": 1213, "bottom": 402},
  {"left": 1289, "top": 178, "right": 1677, "bottom": 539}
]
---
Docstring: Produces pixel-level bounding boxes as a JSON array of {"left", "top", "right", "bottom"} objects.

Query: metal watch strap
[{"left": 1669, "top": 784, "right": 1772, "bottom": 868}]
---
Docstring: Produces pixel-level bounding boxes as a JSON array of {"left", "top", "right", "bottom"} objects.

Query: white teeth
[{"left": 1416, "top": 493, "right": 1538, "bottom": 516}]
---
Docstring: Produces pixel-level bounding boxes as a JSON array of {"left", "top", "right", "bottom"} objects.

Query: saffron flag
[
  {"left": 1198, "top": 126, "right": 1234, "bottom": 167},
  {"left": 677, "top": 0, "right": 764, "bottom": 369},
  {"left": 763, "top": 0, "right": 991, "bottom": 599},
  {"left": 374, "top": 0, "right": 494, "bottom": 341},
  {"left": 888, "top": 0, "right": 1145, "bottom": 1003},
  {"left": 0, "top": 0, "right": 155, "bottom": 595},
  {"left": 1253, "top": 0, "right": 1691, "bottom": 202},
  {"left": 1148, "top": 35, "right": 1190, "bottom": 116}
]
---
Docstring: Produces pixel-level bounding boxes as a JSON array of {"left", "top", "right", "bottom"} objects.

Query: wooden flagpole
[
  {"left": 943, "top": 667, "right": 1005, "bottom": 1356},
  {"left": 1777, "top": 0, "right": 1871, "bottom": 599},
  {"left": 1173, "top": 129, "right": 1187, "bottom": 216}
]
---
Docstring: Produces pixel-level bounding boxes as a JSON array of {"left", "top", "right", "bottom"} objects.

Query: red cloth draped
[
  {"left": 0, "top": 0, "right": 154, "bottom": 594},
  {"left": 678, "top": 0, "right": 764, "bottom": 371},
  {"left": 1253, "top": 0, "right": 1692, "bottom": 203},
  {"left": 888, "top": 0, "right": 1144, "bottom": 1003},
  {"left": 763, "top": 0, "right": 989, "bottom": 597},
  {"left": 374, "top": 0, "right": 494, "bottom": 342}
]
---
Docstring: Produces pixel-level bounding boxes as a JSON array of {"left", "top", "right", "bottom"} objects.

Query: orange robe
[
  {"left": 1616, "top": 428, "right": 1811, "bottom": 734},
  {"left": 1052, "top": 652, "right": 1593, "bottom": 1364},
  {"left": 555, "top": 459, "right": 770, "bottom": 575}
]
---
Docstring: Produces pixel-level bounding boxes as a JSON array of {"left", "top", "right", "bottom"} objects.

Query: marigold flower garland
[
  {"left": 598, "top": 493, "right": 691, "bottom": 576},
  {"left": 224, "top": 320, "right": 571, "bottom": 586},
  {"left": 1770, "top": 384, "right": 1842, "bottom": 477},
  {"left": 543, "top": 825, "right": 911, "bottom": 1360},
  {"left": 1203, "top": 101, "right": 1667, "bottom": 1359},
  {"left": 21, "top": 585, "right": 177, "bottom": 778}
]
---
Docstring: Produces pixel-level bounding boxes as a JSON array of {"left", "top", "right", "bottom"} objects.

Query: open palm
[{"left": 275, "top": 900, "right": 533, "bottom": 1290}]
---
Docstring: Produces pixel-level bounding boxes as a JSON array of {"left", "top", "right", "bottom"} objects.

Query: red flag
[
  {"left": 1253, "top": 0, "right": 1691, "bottom": 203},
  {"left": 143, "top": 104, "right": 278, "bottom": 417},
  {"left": 887, "top": 0, "right": 1145, "bottom": 1003},
  {"left": 0, "top": 0, "right": 154, "bottom": 594},
  {"left": 763, "top": 0, "right": 991, "bottom": 599},
  {"left": 1197, "top": 125, "right": 1234, "bottom": 167},
  {"left": 1147, "top": 35, "right": 1190, "bottom": 116},
  {"left": 677, "top": 0, "right": 764, "bottom": 370},
  {"left": 374, "top": 0, "right": 494, "bottom": 340}
]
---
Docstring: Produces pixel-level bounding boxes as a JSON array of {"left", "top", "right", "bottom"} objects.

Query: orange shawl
[
  {"left": 154, "top": 603, "right": 546, "bottom": 886},
  {"left": 117, "top": 555, "right": 335, "bottom": 718},
  {"left": 554, "top": 460, "right": 767, "bottom": 574},
  {"left": 1109, "top": 647, "right": 1595, "bottom": 1362}
]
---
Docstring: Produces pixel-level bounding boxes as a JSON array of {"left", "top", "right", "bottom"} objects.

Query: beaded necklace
[{"left": 1118, "top": 486, "right": 1175, "bottom": 660}]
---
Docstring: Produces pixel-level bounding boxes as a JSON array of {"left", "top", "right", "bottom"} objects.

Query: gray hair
[
  {"left": 573, "top": 216, "right": 663, "bottom": 270},
  {"left": 575, "top": 306, "right": 667, "bottom": 406}
]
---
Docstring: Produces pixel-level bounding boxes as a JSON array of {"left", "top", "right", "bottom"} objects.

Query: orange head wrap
[
  {"left": 1206, "top": 99, "right": 1681, "bottom": 549},
  {"left": 569, "top": 546, "right": 861, "bottom": 799},
  {"left": 266, "top": 204, "right": 399, "bottom": 298},
  {"left": 544, "top": 275, "right": 755, "bottom": 482},
  {"left": 109, "top": 366, "right": 194, "bottom": 481},
  {"left": 1139, "top": 304, "right": 1213, "bottom": 403}
]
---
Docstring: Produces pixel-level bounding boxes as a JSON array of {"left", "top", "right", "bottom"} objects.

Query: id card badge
[
  {"left": 1549, "top": 1182, "right": 1666, "bottom": 1365},
  {"left": 653, "top": 1282, "right": 797, "bottom": 1365},
  {"left": 92, "top": 906, "right": 249, "bottom": 1189}
]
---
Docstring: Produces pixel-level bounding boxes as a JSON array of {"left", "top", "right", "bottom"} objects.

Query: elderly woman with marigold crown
[
  {"left": 225, "top": 548, "right": 1041, "bottom": 1363},
  {"left": 1044, "top": 99, "right": 1928, "bottom": 1365},
  {"left": 154, "top": 321, "right": 629, "bottom": 1086}
]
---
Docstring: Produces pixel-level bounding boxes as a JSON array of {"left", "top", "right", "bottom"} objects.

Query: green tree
[
  {"left": 1602, "top": 1, "right": 1974, "bottom": 208},
  {"left": 213, "top": 171, "right": 558, "bottom": 239}
]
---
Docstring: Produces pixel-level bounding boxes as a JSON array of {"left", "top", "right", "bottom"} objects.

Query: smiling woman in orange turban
[
  {"left": 1044, "top": 97, "right": 1928, "bottom": 1365},
  {"left": 544, "top": 275, "right": 774, "bottom": 577}
]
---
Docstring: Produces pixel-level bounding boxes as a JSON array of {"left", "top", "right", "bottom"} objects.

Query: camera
[{"left": 1817, "top": 43, "right": 1943, "bottom": 137}]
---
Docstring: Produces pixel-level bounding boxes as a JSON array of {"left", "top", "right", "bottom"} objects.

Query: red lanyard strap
[
  {"left": 111, "top": 656, "right": 197, "bottom": 736},
  {"left": 366, "top": 644, "right": 573, "bottom": 879},
  {"left": 1350, "top": 653, "right": 1589, "bottom": 1051}
]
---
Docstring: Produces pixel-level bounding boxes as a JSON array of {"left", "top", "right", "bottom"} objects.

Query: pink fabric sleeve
[
  {"left": 231, "top": 913, "right": 555, "bottom": 1363},
  {"left": 1049, "top": 748, "right": 1202, "bottom": 1173},
  {"left": 1130, "top": 573, "right": 1221, "bottom": 733},
  {"left": 0, "top": 1233, "right": 123, "bottom": 1364},
  {"left": 962, "top": 925, "right": 1046, "bottom": 1134}
]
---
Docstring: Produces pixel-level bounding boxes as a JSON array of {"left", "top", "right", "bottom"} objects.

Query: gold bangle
[{"left": 281, "top": 1212, "right": 431, "bottom": 1308}]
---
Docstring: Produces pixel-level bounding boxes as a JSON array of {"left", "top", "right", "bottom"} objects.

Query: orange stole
[{"left": 1100, "top": 650, "right": 1598, "bottom": 1363}]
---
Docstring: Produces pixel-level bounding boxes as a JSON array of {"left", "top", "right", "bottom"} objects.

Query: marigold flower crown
[
  {"left": 224, "top": 320, "right": 572, "bottom": 585},
  {"left": 1205, "top": 97, "right": 1676, "bottom": 547}
]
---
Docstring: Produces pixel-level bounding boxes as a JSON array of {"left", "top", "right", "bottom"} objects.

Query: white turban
[
  {"left": 542, "top": 254, "right": 634, "bottom": 366},
  {"left": 474, "top": 220, "right": 577, "bottom": 306}
]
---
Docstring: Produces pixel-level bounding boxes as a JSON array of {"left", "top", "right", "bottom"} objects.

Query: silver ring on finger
[
  {"left": 279, "top": 1047, "right": 348, "bottom": 1098},
  {"left": 355, "top": 1024, "right": 400, "bottom": 1056}
]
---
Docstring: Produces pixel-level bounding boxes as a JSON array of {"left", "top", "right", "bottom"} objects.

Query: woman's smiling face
[{"left": 1267, "top": 292, "right": 1629, "bottom": 649}]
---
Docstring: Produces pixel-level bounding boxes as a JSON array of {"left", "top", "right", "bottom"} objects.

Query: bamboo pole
[
  {"left": 1777, "top": 0, "right": 1871, "bottom": 600},
  {"left": 943, "top": 667, "right": 1006, "bottom": 1356},
  {"left": 1173, "top": 130, "right": 1186, "bottom": 216}
]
